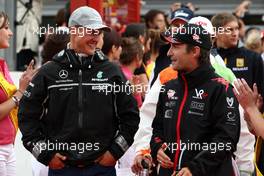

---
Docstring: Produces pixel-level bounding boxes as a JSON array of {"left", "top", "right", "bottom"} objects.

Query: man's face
[
  {"left": 216, "top": 20, "right": 239, "bottom": 48},
  {"left": 167, "top": 43, "right": 197, "bottom": 72},
  {"left": 70, "top": 26, "right": 102, "bottom": 55},
  {"left": 170, "top": 18, "right": 187, "bottom": 28},
  {"left": 168, "top": 19, "right": 187, "bottom": 36}
]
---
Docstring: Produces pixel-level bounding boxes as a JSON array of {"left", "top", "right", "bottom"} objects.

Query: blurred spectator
[
  {"left": 237, "top": 18, "right": 246, "bottom": 47},
  {"left": 101, "top": 30, "right": 122, "bottom": 63},
  {"left": 122, "top": 23, "right": 146, "bottom": 45},
  {"left": 119, "top": 37, "right": 144, "bottom": 106},
  {"left": 144, "top": 9, "right": 167, "bottom": 31},
  {"left": 212, "top": 12, "right": 264, "bottom": 109},
  {"left": 118, "top": 37, "right": 143, "bottom": 170},
  {"left": 41, "top": 27, "right": 69, "bottom": 64},
  {"left": 170, "top": 2, "right": 198, "bottom": 13},
  {"left": 261, "top": 30, "right": 264, "bottom": 61},
  {"left": 244, "top": 28, "right": 262, "bottom": 54},
  {"left": 169, "top": 7, "right": 194, "bottom": 27},
  {"left": 55, "top": 8, "right": 67, "bottom": 27},
  {"left": 122, "top": 23, "right": 148, "bottom": 98},
  {"left": 150, "top": 7, "right": 194, "bottom": 87},
  {"left": 234, "top": 0, "right": 251, "bottom": 18},
  {"left": 145, "top": 29, "right": 164, "bottom": 78},
  {"left": 245, "top": 27, "right": 260, "bottom": 38},
  {"left": 96, "top": 33, "right": 104, "bottom": 50},
  {"left": 233, "top": 0, "right": 252, "bottom": 47},
  {"left": 16, "top": 0, "right": 43, "bottom": 71}
]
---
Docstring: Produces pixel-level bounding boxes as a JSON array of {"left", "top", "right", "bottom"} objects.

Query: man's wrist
[{"left": 245, "top": 106, "right": 259, "bottom": 116}]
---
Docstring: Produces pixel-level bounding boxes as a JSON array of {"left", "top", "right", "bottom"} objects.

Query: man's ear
[
  {"left": 193, "top": 46, "right": 201, "bottom": 58},
  {"left": 139, "top": 35, "right": 145, "bottom": 45},
  {"left": 111, "top": 45, "right": 116, "bottom": 53}
]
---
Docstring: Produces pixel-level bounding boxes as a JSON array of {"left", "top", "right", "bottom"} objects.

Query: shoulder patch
[
  {"left": 211, "top": 77, "right": 230, "bottom": 92},
  {"left": 159, "top": 66, "right": 178, "bottom": 85}
]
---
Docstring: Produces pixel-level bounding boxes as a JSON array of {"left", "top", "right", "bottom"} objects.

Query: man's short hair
[
  {"left": 102, "top": 30, "right": 122, "bottom": 55},
  {"left": 120, "top": 38, "right": 143, "bottom": 66},
  {"left": 122, "top": 23, "right": 146, "bottom": 39},
  {"left": 211, "top": 13, "right": 238, "bottom": 31},
  {"left": 55, "top": 8, "right": 67, "bottom": 26},
  {"left": 186, "top": 44, "right": 210, "bottom": 65}
]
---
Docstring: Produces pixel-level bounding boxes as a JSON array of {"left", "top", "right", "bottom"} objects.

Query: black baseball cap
[
  {"left": 162, "top": 23, "right": 212, "bottom": 50},
  {"left": 170, "top": 7, "right": 194, "bottom": 23},
  {"left": 122, "top": 23, "right": 146, "bottom": 38}
]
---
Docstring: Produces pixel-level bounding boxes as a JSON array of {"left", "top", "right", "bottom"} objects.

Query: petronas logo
[{"left": 97, "top": 71, "right": 103, "bottom": 79}]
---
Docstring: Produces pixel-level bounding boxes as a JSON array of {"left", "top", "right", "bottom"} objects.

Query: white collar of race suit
[{"left": 67, "top": 42, "right": 89, "bottom": 57}]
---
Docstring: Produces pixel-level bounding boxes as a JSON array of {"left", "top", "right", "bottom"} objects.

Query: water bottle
[{"left": 139, "top": 159, "right": 149, "bottom": 176}]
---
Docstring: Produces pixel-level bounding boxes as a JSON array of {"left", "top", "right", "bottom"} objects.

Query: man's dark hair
[
  {"left": 55, "top": 8, "right": 67, "bottom": 26},
  {"left": 122, "top": 23, "right": 146, "bottom": 39},
  {"left": 120, "top": 37, "right": 143, "bottom": 66},
  {"left": 102, "top": 30, "right": 122, "bottom": 55},
  {"left": 144, "top": 9, "right": 165, "bottom": 29},
  {"left": 41, "top": 31, "right": 70, "bottom": 64},
  {"left": 186, "top": 44, "right": 210, "bottom": 65}
]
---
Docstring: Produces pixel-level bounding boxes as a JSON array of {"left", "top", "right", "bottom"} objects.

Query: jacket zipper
[
  {"left": 78, "top": 62, "right": 83, "bottom": 129},
  {"left": 174, "top": 74, "right": 188, "bottom": 171}
]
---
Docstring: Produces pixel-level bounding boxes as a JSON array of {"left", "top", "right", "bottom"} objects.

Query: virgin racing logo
[{"left": 192, "top": 89, "right": 208, "bottom": 99}]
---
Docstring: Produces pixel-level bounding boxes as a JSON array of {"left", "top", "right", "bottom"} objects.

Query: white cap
[
  {"left": 68, "top": 6, "right": 111, "bottom": 32},
  {"left": 189, "top": 16, "right": 214, "bottom": 35}
]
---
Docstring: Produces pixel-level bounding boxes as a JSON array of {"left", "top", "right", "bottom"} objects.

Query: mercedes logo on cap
[{"left": 59, "top": 70, "right": 68, "bottom": 79}]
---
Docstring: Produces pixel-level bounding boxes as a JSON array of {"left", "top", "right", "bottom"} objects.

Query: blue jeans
[{"left": 48, "top": 164, "right": 116, "bottom": 176}]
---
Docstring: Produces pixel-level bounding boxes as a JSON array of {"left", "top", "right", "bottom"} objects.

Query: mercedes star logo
[{"left": 59, "top": 70, "right": 68, "bottom": 79}]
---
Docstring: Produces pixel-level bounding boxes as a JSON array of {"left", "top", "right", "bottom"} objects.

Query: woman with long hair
[{"left": 0, "top": 11, "right": 37, "bottom": 176}]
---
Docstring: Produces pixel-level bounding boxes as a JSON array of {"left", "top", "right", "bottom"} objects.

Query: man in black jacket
[
  {"left": 18, "top": 6, "right": 139, "bottom": 176},
  {"left": 150, "top": 23, "right": 240, "bottom": 176},
  {"left": 211, "top": 13, "right": 264, "bottom": 111}
]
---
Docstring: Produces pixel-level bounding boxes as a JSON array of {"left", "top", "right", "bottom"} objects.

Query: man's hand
[
  {"left": 173, "top": 167, "right": 192, "bottom": 176},
  {"left": 96, "top": 151, "right": 116, "bottom": 166},
  {"left": 234, "top": 0, "right": 251, "bottom": 18},
  {"left": 131, "top": 154, "right": 152, "bottom": 174},
  {"left": 48, "top": 153, "right": 67, "bottom": 170},
  {"left": 253, "top": 83, "right": 263, "bottom": 111},
  {"left": 157, "top": 147, "right": 174, "bottom": 168},
  {"left": 233, "top": 79, "right": 256, "bottom": 110},
  {"left": 170, "top": 2, "right": 182, "bottom": 12}
]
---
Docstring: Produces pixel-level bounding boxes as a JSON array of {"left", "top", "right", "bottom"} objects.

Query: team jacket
[
  {"left": 217, "top": 47, "right": 264, "bottom": 108},
  {"left": 150, "top": 64, "right": 240, "bottom": 176},
  {"left": 18, "top": 49, "right": 140, "bottom": 166}
]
